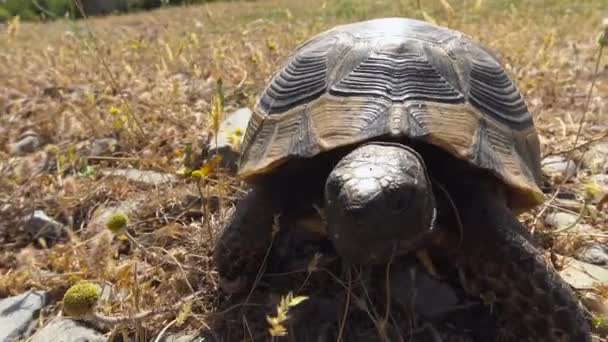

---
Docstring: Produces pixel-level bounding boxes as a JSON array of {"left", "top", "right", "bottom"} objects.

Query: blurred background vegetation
[{"left": 0, "top": 0, "right": 236, "bottom": 21}]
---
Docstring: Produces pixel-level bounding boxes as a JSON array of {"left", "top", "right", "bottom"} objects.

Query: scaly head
[{"left": 324, "top": 142, "right": 437, "bottom": 265}]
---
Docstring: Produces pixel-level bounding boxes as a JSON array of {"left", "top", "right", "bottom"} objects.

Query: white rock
[
  {"left": 541, "top": 155, "right": 577, "bottom": 180},
  {"left": 29, "top": 318, "right": 105, "bottom": 342},
  {"left": 544, "top": 211, "right": 579, "bottom": 230},
  {"left": 558, "top": 256, "right": 608, "bottom": 290},
  {"left": 0, "top": 290, "right": 47, "bottom": 341},
  {"left": 100, "top": 168, "right": 177, "bottom": 186}
]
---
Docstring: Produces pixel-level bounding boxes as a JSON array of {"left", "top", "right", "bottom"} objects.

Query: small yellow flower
[
  {"left": 190, "top": 170, "right": 204, "bottom": 179},
  {"left": 109, "top": 106, "right": 121, "bottom": 116},
  {"left": 197, "top": 154, "right": 223, "bottom": 178},
  {"left": 62, "top": 281, "right": 100, "bottom": 317},
  {"left": 266, "top": 37, "right": 277, "bottom": 51}
]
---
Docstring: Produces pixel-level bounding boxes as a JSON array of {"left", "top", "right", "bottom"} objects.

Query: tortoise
[{"left": 213, "top": 18, "right": 592, "bottom": 341}]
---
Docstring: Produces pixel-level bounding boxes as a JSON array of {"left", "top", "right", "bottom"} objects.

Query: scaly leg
[{"left": 213, "top": 182, "right": 284, "bottom": 294}]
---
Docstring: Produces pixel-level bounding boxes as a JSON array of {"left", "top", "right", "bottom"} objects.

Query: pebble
[
  {"left": 541, "top": 155, "right": 577, "bottom": 181},
  {"left": 9, "top": 130, "right": 41, "bottom": 155},
  {"left": 544, "top": 211, "right": 579, "bottom": 230},
  {"left": 22, "top": 210, "right": 64, "bottom": 240},
  {"left": 89, "top": 138, "right": 118, "bottom": 156},
  {"left": 576, "top": 244, "right": 608, "bottom": 266}
]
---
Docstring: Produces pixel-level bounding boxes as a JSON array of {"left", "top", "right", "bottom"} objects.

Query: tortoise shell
[{"left": 238, "top": 17, "right": 544, "bottom": 210}]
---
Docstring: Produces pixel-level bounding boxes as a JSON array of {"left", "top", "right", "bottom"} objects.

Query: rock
[
  {"left": 29, "top": 318, "right": 105, "bottom": 342},
  {"left": 206, "top": 107, "right": 252, "bottom": 172},
  {"left": 100, "top": 168, "right": 177, "bottom": 186},
  {"left": 23, "top": 210, "right": 64, "bottom": 240},
  {"left": 99, "top": 283, "right": 113, "bottom": 303},
  {"left": 10, "top": 131, "right": 41, "bottom": 155},
  {"left": 583, "top": 142, "right": 608, "bottom": 174},
  {"left": 581, "top": 292, "right": 608, "bottom": 316},
  {"left": 89, "top": 138, "right": 118, "bottom": 156},
  {"left": 544, "top": 211, "right": 579, "bottom": 230},
  {"left": 87, "top": 201, "right": 138, "bottom": 236},
  {"left": 541, "top": 155, "right": 577, "bottom": 180},
  {"left": 11, "top": 150, "right": 54, "bottom": 181},
  {"left": 156, "top": 332, "right": 207, "bottom": 342},
  {"left": 558, "top": 256, "right": 608, "bottom": 290},
  {"left": 576, "top": 244, "right": 608, "bottom": 266},
  {"left": 0, "top": 290, "right": 47, "bottom": 341}
]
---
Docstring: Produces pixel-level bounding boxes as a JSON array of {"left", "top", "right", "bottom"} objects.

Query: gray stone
[
  {"left": 86, "top": 201, "right": 137, "bottom": 236},
  {"left": 100, "top": 168, "right": 177, "bottom": 186},
  {"left": 207, "top": 107, "right": 252, "bottom": 172},
  {"left": 0, "top": 290, "right": 47, "bottom": 341},
  {"left": 576, "top": 244, "right": 608, "bottom": 266},
  {"left": 11, "top": 150, "right": 54, "bottom": 181},
  {"left": 10, "top": 135, "right": 41, "bottom": 155},
  {"left": 541, "top": 155, "right": 577, "bottom": 180},
  {"left": 89, "top": 138, "right": 118, "bottom": 156},
  {"left": 29, "top": 318, "right": 105, "bottom": 342},
  {"left": 23, "top": 210, "right": 64, "bottom": 239},
  {"left": 583, "top": 142, "right": 608, "bottom": 174},
  {"left": 558, "top": 256, "right": 608, "bottom": 290},
  {"left": 544, "top": 211, "right": 579, "bottom": 230}
]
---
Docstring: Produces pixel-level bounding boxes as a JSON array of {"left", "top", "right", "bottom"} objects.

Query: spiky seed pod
[
  {"left": 105, "top": 212, "right": 129, "bottom": 233},
  {"left": 62, "top": 281, "right": 100, "bottom": 317}
]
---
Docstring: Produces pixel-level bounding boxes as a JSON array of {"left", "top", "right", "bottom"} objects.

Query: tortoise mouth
[{"left": 323, "top": 142, "right": 437, "bottom": 265}]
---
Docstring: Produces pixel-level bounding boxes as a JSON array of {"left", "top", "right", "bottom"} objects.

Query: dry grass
[{"left": 0, "top": 0, "right": 607, "bottom": 340}]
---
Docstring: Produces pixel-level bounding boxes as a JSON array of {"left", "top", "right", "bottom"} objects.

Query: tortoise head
[{"left": 323, "top": 142, "right": 437, "bottom": 265}]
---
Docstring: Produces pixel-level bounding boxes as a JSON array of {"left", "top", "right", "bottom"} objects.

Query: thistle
[{"left": 105, "top": 212, "right": 129, "bottom": 234}]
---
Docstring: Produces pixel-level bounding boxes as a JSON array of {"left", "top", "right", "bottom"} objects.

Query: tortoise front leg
[
  {"left": 440, "top": 184, "right": 592, "bottom": 342},
  {"left": 213, "top": 182, "right": 284, "bottom": 294}
]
